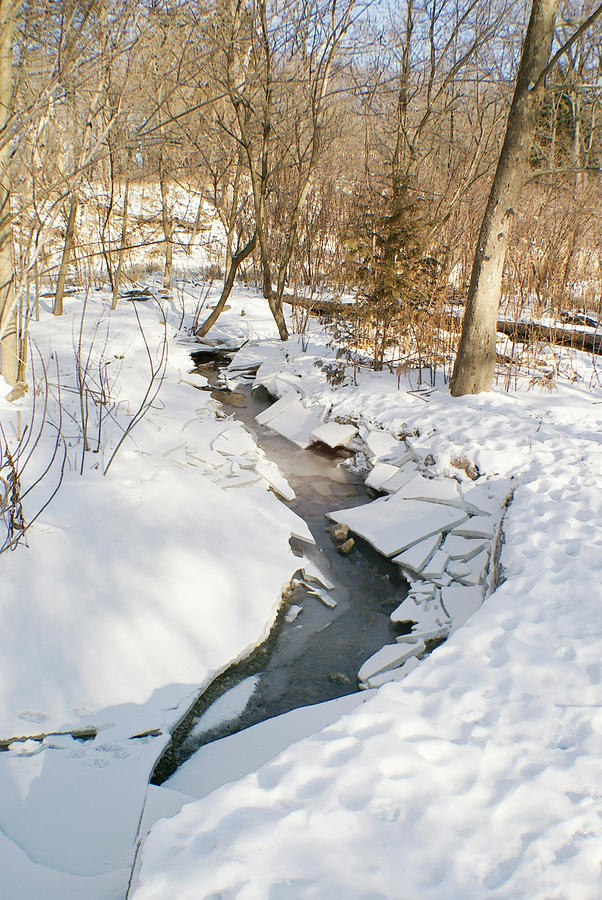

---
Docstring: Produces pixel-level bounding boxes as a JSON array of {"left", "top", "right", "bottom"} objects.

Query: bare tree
[{"left": 451, "top": 0, "right": 602, "bottom": 396}]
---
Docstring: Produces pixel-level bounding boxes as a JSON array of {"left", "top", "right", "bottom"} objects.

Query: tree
[{"left": 451, "top": 0, "right": 602, "bottom": 396}]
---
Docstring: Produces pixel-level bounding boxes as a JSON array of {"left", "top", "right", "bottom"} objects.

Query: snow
[{"left": 4, "top": 279, "right": 602, "bottom": 900}]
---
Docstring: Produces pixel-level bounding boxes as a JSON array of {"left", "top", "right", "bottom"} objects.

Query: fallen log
[{"left": 498, "top": 320, "right": 602, "bottom": 355}]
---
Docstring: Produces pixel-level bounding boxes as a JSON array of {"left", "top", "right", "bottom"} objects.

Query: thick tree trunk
[
  {"left": 450, "top": 0, "right": 560, "bottom": 396},
  {"left": 54, "top": 195, "right": 78, "bottom": 316},
  {"left": 195, "top": 233, "right": 256, "bottom": 337}
]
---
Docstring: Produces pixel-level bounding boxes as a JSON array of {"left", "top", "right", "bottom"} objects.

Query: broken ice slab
[
  {"left": 440, "top": 584, "right": 484, "bottom": 630},
  {"left": 227, "top": 341, "right": 282, "bottom": 373},
  {"left": 377, "top": 465, "right": 418, "bottom": 493},
  {"left": 211, "top": 424, "right": 258, "bottom": 457},
  {"left": 358, "top": 641, "right": 425, "bottom": 683},
  {"left": 365, "top": 462, "right": 400, "bottom": 491},
  {"left": 262, "top": 398, "right": 326, "bottom": 449},
  {"left": 396, "top": 624, "right": 449, "bottom": 644},
  {"left": 285, "top": 604, "right": 302, "bottom": 623},
  {"left": 301, "top": 560, "right": 334, "bottom": 590},
  {"left": 392, "top": 534, "right": 441, "bottom": 573},
  {"left": 255, "top": 392, "right": 299, "bottom": 426},
  {"left": 364, "top": 430, "right": 400, "bottom": 459},
  {"left": 451, "top": 515, "right": 498, "bottom": 540},
  {"left": 447, "top": 549, "right": 490, "bottom": 586},
  {"left": 327, "top": 495, "right": 468, "bottom": 558},
  {"left": 394, "top": 473, "right": 464, "bottom": 507},
  {"left": 303, "top": 584, "right": 337, "bottom": 608},
  {"left": 441, "top": 534, "right": 487, "bottom": 561},
  {"left": 361, "top": 656, "right": 421, "bottom": 689},
  {"left": 310, "top": 421, "right": 358, "bottom": 449},
  {"left": 421, "top": 549, "right": 450, "bottom": 580},
  {"left": 254, "top": 458, "right": 296, "bottom": 501}
]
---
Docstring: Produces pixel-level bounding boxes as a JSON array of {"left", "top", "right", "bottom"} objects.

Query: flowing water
[{"left": 151, "top": 358, "right": 408, "bottom": 784}]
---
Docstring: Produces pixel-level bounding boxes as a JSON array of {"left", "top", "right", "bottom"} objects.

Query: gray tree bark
[
  {"left": 53, "top": 194, "right": 78, "bottom": 316},
  {"left": 450, "top": 0, "right": 560, "bottom": 396}
]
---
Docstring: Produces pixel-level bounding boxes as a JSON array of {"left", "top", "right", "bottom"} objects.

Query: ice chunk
[
  {"left": 327, "top": 496, "right": 468, "bottom": 558},
  {"left": 364, "top": 431, "right": 400, "bottom": 459},
  {"left": 263, "top": 398, "right": 326, "bottom": 449},
  {"left": 421, "top": 549, "right": 449, "bottom": 580},
  {"left": 362, "top": 656, "right": 420, "bottom": 689},
  {"left": 447, "top": 549, "right": 490, "bottom": 586},
  {"left": 228, "top": 341, "right": 282, "bottom": 373},
  {"left": 255, "top": 392, "right": 299, "bottom": 426},
  {"left": 451, "top": 515, "right": 498, "bottom": 539},
  {"left": 310, "top": 422, "right": 358, "bottom": 449},
  {"left": 358, "top": 641, "right": 425, "bottom": 683},
  {"left": 392, "top": 534, "right": 441, "bottom": 572},
  {"left": 397, "top": 624, "right": 448, "bottom": 644},
  {"left": 441, "top": 584, "right": 484, "bottom": 630},
  {"left": 365, "top": 463, "right": 399, "bottom": 491},
  {"left": 395, "top": 474, "right": 464, "bottom": 507},
  {"left": 254, "top": 459, "right": 296, "bottom": 501},
  {"left": 441, "top": 534, "right": 487, "bottom": 561},
  {"left": 211, "top": 425, "right": 257, "bottom": 457},
  {"left": 301, "top": 560, "right": 334, "bottom": 590},
  {"left": 378, "top": 466, "right": 416, "bottom": 493}
]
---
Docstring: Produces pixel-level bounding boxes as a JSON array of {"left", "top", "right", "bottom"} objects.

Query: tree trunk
[
  {"left": 195, "top": 233, "right": 256, "bottom": 337},
  {"left": 0, "top": 0, "right": 19, "bottom": 388},
  {"left": 54, "top": 194, "right": 78, "bottom": 316},
  {"left": 450, "top": 0, "right": 560, "bottom": 396}
]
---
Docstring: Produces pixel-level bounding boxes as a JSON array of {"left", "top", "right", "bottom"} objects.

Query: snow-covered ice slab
[
  {"left": 310, "top": 422, "right": 357, "bottom": 448},
  {"left": 254, "top": 459, "right": 296, "bottom": 501},
  {"left": 327, "top": 495, "right": 467, "bottom": 558},
  {"left": 447, "top": 549, "right": 490, "bottom": 586},
  {"left": 452, "top": 515, "right": 498, "bottom": 539},
  {"left": 301, "top": 559, "right": 334, "bottom": 590},
  {"left": 262, "top": 398, "right": 326, "bottom": 449},
  {"left": 255, "top": 391, "right": 299, "bottom": 426},
  {"left": 441, "top": 534, "right": 487, "bottom": 561},
  {"left": 227, "top": 340, "right": 282, "bottom": 373},
  {"left": 392, "top": 534, "right": 440, "bottom": 572},
  {"left": 421, "top": 549, "right": 449, "bottom": 580},
  {"left": 358, "top": 641, "right": 425, "bottom": 683},
  {"left": 394, "top": 473, "right": 464, "bottom": 507},
  {"left": 377, "top": 465, "right": 416, "bottom": 494},
  {"left": 361, "top": 656, "right": 420, "bottom": 689},
  {"left": 440, "top": 584, "right": 484, "bottom": 630},
  {"left": 364, "top": 431, "right": 401, "bottom": 459},
  {"left": 211, "top": 424, "right": 257, "bottom": 457},
  {"left": 365, "top": 462, "right": 400, "bottom": 491}
]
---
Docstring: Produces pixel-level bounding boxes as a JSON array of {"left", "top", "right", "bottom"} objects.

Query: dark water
[{"left": 151, "top": 363, "right": 408, "bottom": 784}]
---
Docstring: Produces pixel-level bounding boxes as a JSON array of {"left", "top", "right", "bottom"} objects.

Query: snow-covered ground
[
  {"left": 132, "top": 292, "right": 602, "bottom": 899},
  {"left": 2, "top": 281, "right": 602, "bottom": 899}
]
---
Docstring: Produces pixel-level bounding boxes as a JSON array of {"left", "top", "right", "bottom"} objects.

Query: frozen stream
[{"left": 151, "top": 357, "right": 409, "bottom": 784}]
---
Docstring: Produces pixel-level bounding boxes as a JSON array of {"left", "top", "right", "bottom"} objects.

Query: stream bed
[{"left": 151, "top": 358, "right": 408, "bottom": 784}]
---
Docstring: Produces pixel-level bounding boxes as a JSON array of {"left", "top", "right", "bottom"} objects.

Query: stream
[{"left": 151, "top": 355, "right": 409, "bottom": 784}]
